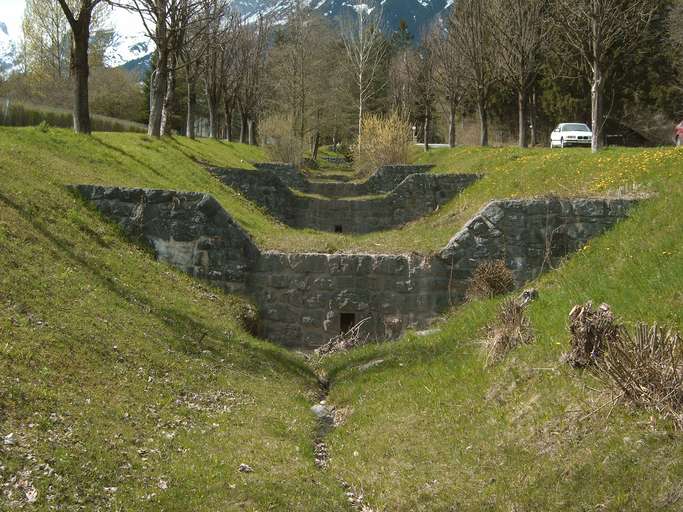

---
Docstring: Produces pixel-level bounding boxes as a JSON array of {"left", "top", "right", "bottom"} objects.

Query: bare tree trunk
[
  {"left": 186, "top": 76, "right": 196, "bottom": 139},
  {"left": 207, "top": 101, "right": 220, "bottom": 139},
  {"left": 223, "top": 98, "right": 233, "bottom": 142},
  {"left": 247, "top": 118, "right": 255, "bottom": 145},
  {"left": 477, "top": 97, "right": 489, "bottom": 147},
  {"left": 423, "top": 107, "right": 430, "bottom": 152},
  {"left": 448, "top": 101, "right": 456, "bottom": 148},
  {"left": 530, "top": 88, "right": 537, "bottom": 147},
  {"left": 206, "top": 80, "right": 221, "bottom": 139},
  {"left": 160, "top": 55, "right": 177, "bottom": 136},
  {"left": 71, "top": 23, "right": 91, "bottom": 134},
  {"left": 518, "top": 89, "right": 528, "bottom": 148},
  {"left": 240, "top": 113, "right": 247, "bottom": 143},
  {"left": 311, "top": 130, "right": 320, "bottom": 160},
  {"left": 591, "top": 66, "right": 604, "bottom": 153},
  {"left": 357, "top": 79, "right": 363, "bottom": 157},
  {"left": 149, "top": 49, "right": 168, "bottom": 137}
]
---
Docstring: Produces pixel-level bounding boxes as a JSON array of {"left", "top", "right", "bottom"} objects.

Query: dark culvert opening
[{"left": 340, "top": 313, "right": 356, "bottom": 334}]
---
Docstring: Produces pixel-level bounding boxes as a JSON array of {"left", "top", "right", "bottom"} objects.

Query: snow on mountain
[
  {"left": 0, "top": 20, "right": 20, "bottom": 77},
  {"left": 232, "top": 0, "right": 453, "bottom": 35},
  {"left": 107, "top": 34, "right": 152, "bottom": 68}
]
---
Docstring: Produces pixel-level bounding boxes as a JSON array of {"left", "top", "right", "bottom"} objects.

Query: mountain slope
[
  {"left": 0, "top": 20, "right": 19, "bottom": 76},
  {"left": 235, "top": 0, "right": 452, "bottom": 35}
]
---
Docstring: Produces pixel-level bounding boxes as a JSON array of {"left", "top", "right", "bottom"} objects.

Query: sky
[{"left": 0, "top": 0, "right": 146, "bottom": 40}]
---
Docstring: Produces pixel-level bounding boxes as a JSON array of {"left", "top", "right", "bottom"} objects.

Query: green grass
[
  {"left": 320, "top": 147, "right": 683, "bottom": 510},
  {"left": 253, "top": 144, "right": 683, "bottom": 255},
  {"left": 1, "top": 127, "right": 682, "bottom": 510},
  {"left": 0, "top": 98, "right": 147, "bottom": 132},
  {"left": 0, "top": 127, "right": 347, "bottom": 509}
]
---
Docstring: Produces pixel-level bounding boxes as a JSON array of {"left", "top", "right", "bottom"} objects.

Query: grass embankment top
[
  {"left": 2, "top": 127, "right": 680, "bottom": 256},
  {"left": 1, "top": 126, "right": 682, "bottom": 510}
]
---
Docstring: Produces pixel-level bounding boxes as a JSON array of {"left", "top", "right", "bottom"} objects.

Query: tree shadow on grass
[
  {"left": 91, "top": 135, "right": 165, "bottom": 178},
  {"left": 0, "top": 190, "right": 315, "bottom": 383}
]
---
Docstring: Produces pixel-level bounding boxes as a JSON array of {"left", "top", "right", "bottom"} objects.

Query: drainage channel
[{"left": 309, "top": 371, "right": 377, "bottom": 511}]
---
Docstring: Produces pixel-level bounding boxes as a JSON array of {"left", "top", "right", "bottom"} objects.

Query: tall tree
[
  {"left": 341, "top": 1, "right": 386, "bottom": 153},
  {"left": 55, "top": 0, "right": 106, "bottom": 134},
  {"left": 668, "top": 0, "right": 683, "bottom": 89},
  {"left": 23, "top": 0, "right": 71, "bottom": 80},
  {"left": 553, "top": 0, "right": 656, "bottom": 152},
  {"left": 427, "top": 22, "right": 464, "bottom": 148},
  {"left": 238, "top": 15, "right": 271, "bottom": 145},
  {"left": 117, "top": 0, "right": 204, "bottom": 137},
  {"left": 489, "top": 0, "right": 549, "bottom": 147},
  {"left": 448, "top": 0, "right": 497, "bottom": 146},
  {"left": 267, "top": 3, "right": 338, "bottom": 153},
  {"left": 414, "top": 38, "right": 437, "bottom": 151}
]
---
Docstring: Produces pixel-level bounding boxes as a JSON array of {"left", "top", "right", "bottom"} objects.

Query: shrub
[
  {"left": 484, "top": 297, "right": 534, "bottom": 365},
  {"left": 353, "top": 111, "right": 412, "bottom": 178},
  {"left": 259, "top": 114, "right": 304, "bottom": 166},
  {"left": 563, "top": 302, "right": 620, "bottom": 368},
  {"left": 592, "top": 323, "right": 683, "bottom": 428},
  {"left": 466, "top": 260, "right": 515, "bottom": 301}
]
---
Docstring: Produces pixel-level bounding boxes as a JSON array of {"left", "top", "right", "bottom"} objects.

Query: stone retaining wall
[
  {"left": 71, "top": 185, "right": 258, "bottom": 293},
  {"left": 436, "top": 197, "right": 637, "bottom": 302},
  {"left": 210, "top": 167, "right": 479, "bottom": 233},
  {"left": 248, "top": 253, "right": 450, "bottom": 348},
  {"left": 305, "top": 164, "right": 436, "bottom": 198},
  {"left": 75, "top": 185, "right": 637, "bottom": 348}
]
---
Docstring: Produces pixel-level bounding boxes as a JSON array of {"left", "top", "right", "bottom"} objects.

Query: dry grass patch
[
  {"left": 485, "top": 297, "right": 534, "bottom": 366},
  {"left": 594, "top": 323, "right": 683, "bottom": 429},
  {"left": 563, "top": 302, "right": 621, "bottom": 368},
  {"left": 466, "top": 260, "right": 515, "bottom": 301}
]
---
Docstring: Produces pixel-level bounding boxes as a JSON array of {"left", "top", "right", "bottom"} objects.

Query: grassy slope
[
  {"left": 322, "top": 147, "right": 683, "bottom": 511},
  {"left": 251, "top": 144, "right": 683, "bottom": 255},
  {"left": 0, "top": 128, "right": 347, "bottom": 510},
  {"left": 2, "top": 127, "right": 682, "bottom": 510}
]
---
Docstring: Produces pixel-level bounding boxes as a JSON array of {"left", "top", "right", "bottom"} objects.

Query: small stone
[
  {"left": 25, "top": 486, "right": 38, "bottom": 503},
  {"left": 311, "top": 404, "right": 332, "bottom": 419},
  {"left": 238, "top": 463, "right": 254, "bottom": 473},
  {"left": 3, "top": 433, "right": 15, "bottom": 446}
]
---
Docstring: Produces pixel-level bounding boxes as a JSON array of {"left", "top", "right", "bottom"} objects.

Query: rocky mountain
[
  {"left": 233, "top": 0, "right": 453, "bottom": 36},
  {"left": 0, "top": 20, "right": 20, "bottom": 77}
]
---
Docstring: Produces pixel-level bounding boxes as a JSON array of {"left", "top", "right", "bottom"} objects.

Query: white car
[{"left": 550, "top": 123, "right": 592, "bottom": 148}]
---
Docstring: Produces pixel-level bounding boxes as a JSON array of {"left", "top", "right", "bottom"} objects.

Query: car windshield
[{"left": 563, "top": 124, "right": 591, "bottom": 132}]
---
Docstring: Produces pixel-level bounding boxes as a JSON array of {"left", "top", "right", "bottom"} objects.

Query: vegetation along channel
[{"left": 1, "top": 0, "right": 683, "bottom": 510}]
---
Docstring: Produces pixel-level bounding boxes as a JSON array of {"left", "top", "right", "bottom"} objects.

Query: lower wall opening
[
  {"left": 335, "top": 225, "right": 343, "bottom": 233},
  {"left": 340, "top": 313, "right": 356, "bottom": 334}
]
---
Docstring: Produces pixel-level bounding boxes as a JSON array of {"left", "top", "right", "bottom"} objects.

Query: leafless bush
[
  {"left": 563, "top": 302, "right": 620, "bottom": 368},
  {"left": 352, "top": 112, "right": 412, "bottom": 178},
  {"left": 594, "top": 323, "right": 683, "bottom": 429},
  {"left": 466, "top": 260, "right": 515, "bottom": 301},
  {"left": 315, "top": 317, "right": 371, "bottom": 358},
  {"left": 485, "top": 297, "right": 534, "bottom": 366},
  {"left": 259, "top": 114, "right": 304, "bottom": 166}
]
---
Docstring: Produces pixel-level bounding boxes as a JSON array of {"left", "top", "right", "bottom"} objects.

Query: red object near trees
[{"left": 674, "top": 121, "right": 683, "bottom": 146}]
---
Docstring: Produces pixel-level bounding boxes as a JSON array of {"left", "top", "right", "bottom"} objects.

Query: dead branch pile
[
  {"left": 485, "top": 297, "right": 534, "bottom": 365},
  {"left": 315, "top": 317, "right": 372, "bottom": 358},
  {"left": 594, "top": 323, "right": 683, "bottom": 429},
  {"left": 563, "top": 302, "right": 620, "bottom": 368},
  {"left": 466, "top": 260, "right": 515, "bottom": 301}
]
